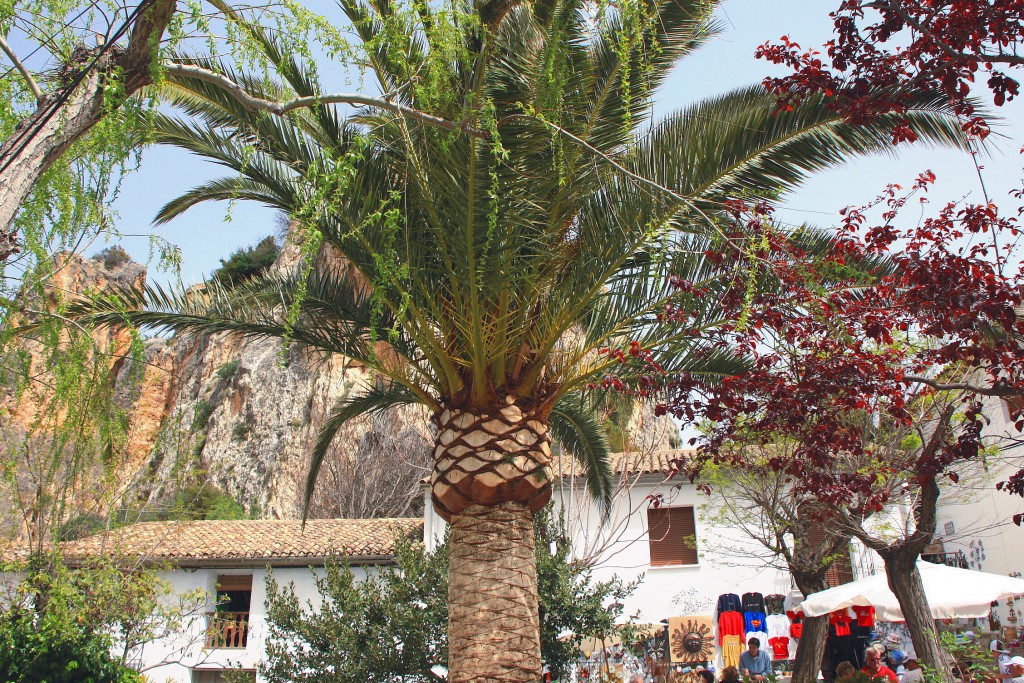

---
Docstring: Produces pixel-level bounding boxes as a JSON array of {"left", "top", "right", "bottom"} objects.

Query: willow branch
[
  {"left": 0, "top": 35, "right": 42, "bottom": 102},
  {"left": 162, "top": 63, "right": 487, "bottom": 137}
]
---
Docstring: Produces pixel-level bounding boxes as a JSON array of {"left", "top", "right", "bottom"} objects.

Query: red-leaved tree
[
  {"left": 755, "top": 0, "right": 1023, "bottom": 141},
  {"left": 622, "top": 176, "right": 1024, "bottom": 678}
]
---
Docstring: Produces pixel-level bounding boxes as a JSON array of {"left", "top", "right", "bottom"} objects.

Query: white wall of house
[
  {"left": 424, "top": 473, "right": 798, "bottom": 640},
  {"left": 932, "top": 399, "right": 1024, "bottom": 626},
  {"left": 138, "top": 564, "right": 369, "bottom": 683}
]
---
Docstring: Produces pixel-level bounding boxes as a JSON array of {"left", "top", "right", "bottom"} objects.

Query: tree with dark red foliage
[
  {"left": 638, "top": 177, "right": 1024, "bottom": 677},
  {"left": 755, "top": 0, "right": 1023, "bottom": 141}
]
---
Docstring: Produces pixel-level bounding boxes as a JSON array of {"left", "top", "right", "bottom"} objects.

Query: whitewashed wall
[{"left": 138, "top": 564, "right": 370, "bottom": 683}]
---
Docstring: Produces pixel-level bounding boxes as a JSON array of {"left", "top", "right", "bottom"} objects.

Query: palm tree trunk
[
  {"left": 431, "top": 400, "right": 553, "bottom": 683},
  {"left": 448, "top": 502, "right": 542, "bottom": 683}
]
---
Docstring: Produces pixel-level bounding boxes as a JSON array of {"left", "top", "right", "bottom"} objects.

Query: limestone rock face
[{"left": 11, "top": 243, "right": 681, "bottom": 522}]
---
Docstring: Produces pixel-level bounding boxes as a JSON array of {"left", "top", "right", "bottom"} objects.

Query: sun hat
[
  {"left": 1007, "top": 656, "right": 1024, "bottom": 667},
  {"left": 992, "top": 639, "right": 1010, "bottom": 653}
]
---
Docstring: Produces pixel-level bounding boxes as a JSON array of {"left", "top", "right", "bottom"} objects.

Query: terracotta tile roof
[
  {"left": 551, "top": 449, "right": 698, "bottom": 478},
  {"left": 58, "top": 518, "right": 422, "bottom": 567}
]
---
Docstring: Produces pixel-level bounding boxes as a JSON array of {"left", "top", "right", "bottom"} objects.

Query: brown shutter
[
  {"left": 648, "top": 506, "right": 698, "bottom": 566},
  {"left": 805, "top": 523, "right": 853, "bottom": 587},
  {"left": 216, "top": 575, "right": 253, "bottom": 592}
]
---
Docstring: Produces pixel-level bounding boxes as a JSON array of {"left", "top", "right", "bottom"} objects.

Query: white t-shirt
[{"left": 765, "top": 614, "right": 790, "bottom": 639}]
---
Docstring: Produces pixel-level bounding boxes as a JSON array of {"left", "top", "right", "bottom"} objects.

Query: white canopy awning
[{"left": 798, "top": 561, "right": 1024, "bottom": 621}]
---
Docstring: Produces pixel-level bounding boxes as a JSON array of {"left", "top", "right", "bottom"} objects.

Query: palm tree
[{"left": 78, "top": 0, "right": 969, "bottom": 680}]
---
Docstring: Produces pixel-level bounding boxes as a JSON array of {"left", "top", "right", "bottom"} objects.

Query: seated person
[
  {"left": 740, "top": 637, "right": 773, "bottom": 683},
  {"left": 837, "top": 662, "right": 856, "bottom": 681}
]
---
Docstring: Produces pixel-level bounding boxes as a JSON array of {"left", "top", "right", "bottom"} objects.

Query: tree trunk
[
  {"left": 448, "top": 502, "right": 542, "bottom": 683},
  {"left": 791, "top": 570, "right": 833, "bottom": 683},
  {"left": 884, "top": 550, "right": 950, "bottom": 682},
  {"left": 0, "top": 0, "right": 175, "bottom": 257},
  {"left": 431, "top": 398, "right": 554, "bottom": 683}
]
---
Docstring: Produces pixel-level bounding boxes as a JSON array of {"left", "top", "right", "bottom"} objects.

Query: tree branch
[
  {"left": 0, "top": 34, "right": 42, "bottom": 102},
  {"left": 161, "top": 63, "right": 487, "bottom": 137},
  {"left": 874, "top": 0, "right": 1024, "bottom": 66},
  {"left": 904, "top": 374, "right": 1022, "bottom": 397}
]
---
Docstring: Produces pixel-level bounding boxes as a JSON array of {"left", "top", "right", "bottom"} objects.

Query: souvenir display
[{"left": 669, "top": 616, "right": 715, "bottom": 663}]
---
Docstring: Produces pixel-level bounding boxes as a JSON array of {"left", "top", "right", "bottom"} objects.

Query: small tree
[
  {"left": 651, "top": 185, "right": 1024, "bottom": 677},
  {"left": 262, "top": 511, "right": 635, "bottom": 683}
]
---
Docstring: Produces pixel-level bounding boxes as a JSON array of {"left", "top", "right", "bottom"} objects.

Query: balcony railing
[{"left": 205, "top": 611, "right": 250, "bottom": 649}]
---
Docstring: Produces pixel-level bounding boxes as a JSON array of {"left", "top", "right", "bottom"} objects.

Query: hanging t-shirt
[
  {"left": 745, "top": 631, "right": 770, "bottom": 656},
  {"left": 742, "top": 592, "right": 767, "bottom": 614},
  {"left": 744, "top": 611, "right": 767, "bottom": 633},
  {"left": 764, "top": 594, "right": 786, "bottom": 615},
  {"left": 768, "top": 636, "right": 791, "bottom": 660},
  {"left": 719, "top": 611, "right": 744, "bottom": 645},
  {"left": 722, "top": 634, "right": 742, "bottom": 668},
  {"left": 830, "top": 609, "right": 852, "bottom": 637},
  {"left": 766, "top": 613, "right": 790, "bottom": 640},
  {"left": 851, "top": 605, "right": 876, "bottom": 628},
  {"left": 786, "top": 610, "right": 804, "bottom": 639},
  {"left": 717, "top": 593, "right": 743, "bottom": 614}
]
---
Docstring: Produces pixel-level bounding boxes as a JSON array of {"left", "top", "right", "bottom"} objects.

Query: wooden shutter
[
  {"left": 805, "top": 524, "right": 854, "bottom": 587},
  {"left": 648, "top": 506, "right": 698, "bottom": 566},
  {"left": 216, "top": 575, "right": 253, "bottom": 592}
]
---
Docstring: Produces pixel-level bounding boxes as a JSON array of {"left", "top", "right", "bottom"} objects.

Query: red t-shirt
[
  {"left": 787, "top": 610, "right": 804, "bottom": 638},
  {"left": 829, "top": 609, "right": 852, "bottom": 636},
  {"left": 769, "top": 636, "right": 791, "bottom": 659},
  {"left": 863, "top": 665, "right": 898, "bottom": 683},
  {"left": 718, "top": 611, "right": 745, "bottom": 645},
  {"left": 851, "top": 605, "right": 875, "bottom": 628}
]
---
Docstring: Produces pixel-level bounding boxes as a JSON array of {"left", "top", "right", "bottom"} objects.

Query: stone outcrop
[{"left": 11, "top": 239, "right": 679, "bottom": 522}]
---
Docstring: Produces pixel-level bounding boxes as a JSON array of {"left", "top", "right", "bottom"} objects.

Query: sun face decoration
[{"left": 669, "top": 617, "right": 714, "bottom": 662}]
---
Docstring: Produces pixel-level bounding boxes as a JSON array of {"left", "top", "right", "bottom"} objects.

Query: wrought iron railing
[
  {"left": 205, "top": 611, "right": 249, "bottom": 649},
  {"left": 921, "top": 550, "right": 969, "bottom": 569}
]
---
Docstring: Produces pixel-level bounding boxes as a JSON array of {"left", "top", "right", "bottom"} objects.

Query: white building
[{"left": 58, "top": 517, "right": 421, "bottom": 683}]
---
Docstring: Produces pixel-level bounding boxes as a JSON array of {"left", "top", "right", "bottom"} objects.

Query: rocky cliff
[{"left": 20, "top": 240, "right": 679, "bottom": 522}]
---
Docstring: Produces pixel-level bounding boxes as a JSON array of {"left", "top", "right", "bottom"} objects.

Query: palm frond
[
  {"left": 304, "top": 381, "right": 424, "bottom": 520},
  {"left": 549, "top": 396, "right": 613, "bottom": 515}
]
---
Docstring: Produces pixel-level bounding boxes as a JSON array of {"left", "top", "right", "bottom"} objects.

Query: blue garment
[
  {"left": 743, "top": 611, "right": 766, "bottom": 633},
  {"left": 739, "top": 648, "right": 772, "bottom": 676}
]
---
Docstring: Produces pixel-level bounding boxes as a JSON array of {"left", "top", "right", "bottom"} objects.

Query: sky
[{"left": 108, "top": 0, "right": 1024, "bottom": 286}]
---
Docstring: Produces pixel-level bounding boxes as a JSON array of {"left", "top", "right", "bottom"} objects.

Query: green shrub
[
  {"left": 216, "top": 360, "right": 241, "bottom": 379},
  {"left": 92, "top": 245, "right": 131, "bottom": 270},
  {"left": 193, "top": 399, "right": 214, "bottom": 430},
  {"left": 212, "top": 236, "right": 279, "bottom": 286}
]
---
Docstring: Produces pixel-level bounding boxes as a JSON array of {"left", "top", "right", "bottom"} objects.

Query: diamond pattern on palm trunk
[{"left": 430, "top": 398, "right": 552, "bottom": 521}]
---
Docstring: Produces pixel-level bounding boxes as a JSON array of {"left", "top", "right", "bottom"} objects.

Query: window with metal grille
[{"left": 647, "top": 506, "right": 698, "bottom": 566}]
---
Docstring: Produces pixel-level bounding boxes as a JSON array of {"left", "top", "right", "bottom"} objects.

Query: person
[
  {"left": 863, "top": 645, "right": 899, "bottom": 683},
  {"left": 721, "top": 666, "right": 741, "bottom": 682},
  {"left": 698, "top": 669, "right": 715, "bottom": 683},
  {"left": 740, "top": 637, "right": 773, "bottom": 682},
  {"left": 1007, "top": 656, "right": 1024, "bottom": 683},
  {"left": 900, "top": 659, "right": 923, "bottom": 683},
  {"left": 836, "top": 661, "right": 857, "bottom": 680},
  {"left": 993, "top": 640, "right": 1013, "bottom": 676}
]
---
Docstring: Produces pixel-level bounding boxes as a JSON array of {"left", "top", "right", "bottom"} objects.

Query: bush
[
  {"left": 92, "top": 245, "right": 131, "bottom": 270},
  {"left": 0, "top": 608, "right": 142, "bottom": 683},
  {"left": 212, "top": 236, "right": 279, "bottom": 286}
]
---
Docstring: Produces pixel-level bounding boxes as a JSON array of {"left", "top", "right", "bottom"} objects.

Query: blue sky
[{"left": 109, "top": 0, "right": 1024, "bottom": 285}]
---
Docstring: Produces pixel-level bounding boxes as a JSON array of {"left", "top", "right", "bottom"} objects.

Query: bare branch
[
  {"left": 905, "top": 374, "right": 1022, "bottom": 397},
  {"left": 162, "top": 63, "right": 487, "bottom": 137},
  {"left": 0, "top": 34, "right": 42, "bottom": 102}
]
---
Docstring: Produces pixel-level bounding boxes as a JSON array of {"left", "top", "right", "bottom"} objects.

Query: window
[
  {"left": 206, "top": 574, "right": 252, "bottom": 649},
  {"left": 647, "top": 506, "right": 698, "bottom": 566},
  {"left": 805, "top": 523, "right": 854, "bottom": 587}
]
